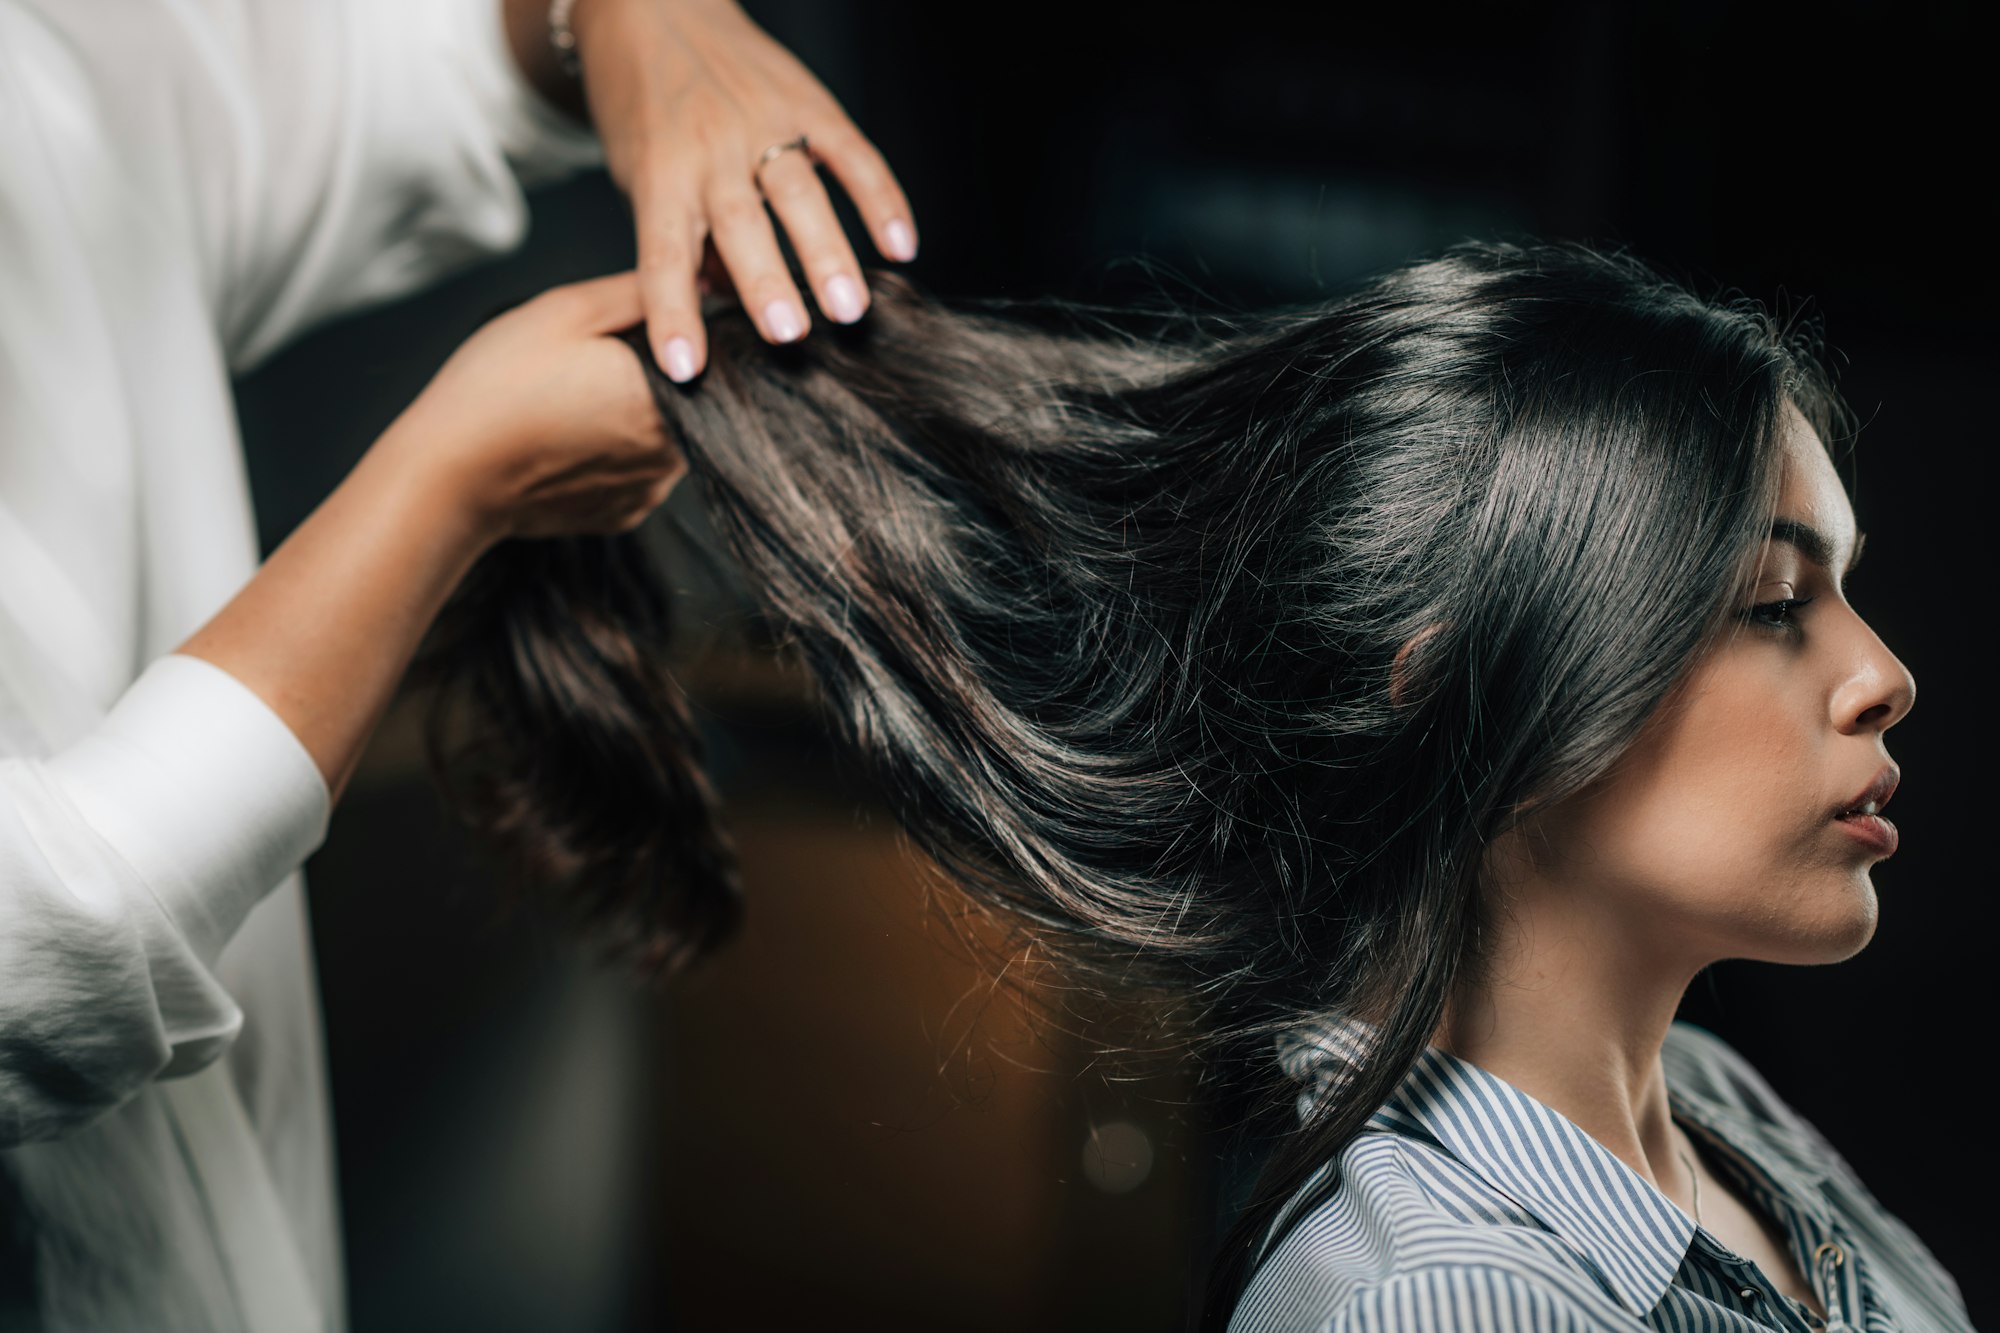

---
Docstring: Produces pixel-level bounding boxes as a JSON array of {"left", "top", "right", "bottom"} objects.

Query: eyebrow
[{"left": 1770, "top": 518, "right": 1865, "bottom": 575}]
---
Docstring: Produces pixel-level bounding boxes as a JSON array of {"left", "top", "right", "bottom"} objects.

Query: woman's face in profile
[{"left": 1508, "top": 403, "right": 1916, "bottom": 969}]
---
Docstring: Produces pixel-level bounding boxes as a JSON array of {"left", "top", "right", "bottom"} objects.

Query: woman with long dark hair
[{"left": 429, "top": 240, "right": 1970, "bottom": 1330}]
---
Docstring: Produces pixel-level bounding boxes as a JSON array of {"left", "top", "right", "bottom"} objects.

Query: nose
[{"left": 1832, "top": 617, "right": 1916, "bottom": 735}]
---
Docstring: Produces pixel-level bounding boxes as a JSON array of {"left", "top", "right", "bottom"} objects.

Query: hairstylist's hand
[
  {"left": 563, "top": 0, "right": 917, "bottom": 380},
  {"left": 382, "top": 271, "right": 683, "bottom": 542}
]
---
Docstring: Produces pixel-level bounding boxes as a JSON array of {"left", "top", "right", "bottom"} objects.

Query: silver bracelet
[{"left": 548, "top": 0, "right": 582, "bottom": 78}]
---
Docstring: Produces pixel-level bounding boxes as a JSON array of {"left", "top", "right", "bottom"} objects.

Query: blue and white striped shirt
[{"left": 1230, "top": 1021, "right": 1971, "bottom": 1331}]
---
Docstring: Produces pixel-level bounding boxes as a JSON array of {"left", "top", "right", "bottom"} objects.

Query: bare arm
[
  {"left": 176, "top": 272, "right": 680, "bottom": 804},
  {"left": 174, "top": 428, "right": 486, "bottom": 804}
]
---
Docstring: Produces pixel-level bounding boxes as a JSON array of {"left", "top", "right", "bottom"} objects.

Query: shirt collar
[
  {"left": 1663, "top": 1073, "right": 1836, "bottom": 1233},
  {"left": 1279, "top": 1022, "right": 1697, "bottom": 1320}
]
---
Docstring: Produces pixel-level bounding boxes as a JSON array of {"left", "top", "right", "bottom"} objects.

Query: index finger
[{"left": 632, "top": 175, "right": 709, "bottom": 382}]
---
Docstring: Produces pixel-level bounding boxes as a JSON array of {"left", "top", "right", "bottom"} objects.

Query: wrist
[
  {"left": 503, "top": 0, "right": 588, "bottom": 120},
  {"left": 364, "top": 418, "right": 508, "bottom": 566},
  {"left": 548, "top": 0, "right": 584, "bottom": 76}
]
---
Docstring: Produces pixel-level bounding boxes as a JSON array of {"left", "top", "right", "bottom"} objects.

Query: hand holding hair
[
  {"left": 504, "top": 0, "right": 919, "bottom": 380},
  {"left": 374, "top": 270, "right": 687, "bottom": 542},
  {"left": 174, "top": 270, "right": 688, "bottom": 805}
]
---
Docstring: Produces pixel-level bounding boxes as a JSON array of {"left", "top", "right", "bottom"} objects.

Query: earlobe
[{"left": 1388, "top": 624, "right": 1447, "bottom": 710}]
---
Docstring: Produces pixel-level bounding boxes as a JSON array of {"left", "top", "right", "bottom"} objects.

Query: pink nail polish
[
  {"left": 763, "top": 299, "right": 807, "bottom": 343},
  {"left": 662, "top": 337, "right": 697, "bottom": 383},
  {"left": 884, "top": 218, "right": 917, "bottom": 262},
  {"left": 823, "top": 274, "right": 865, "bottom": 324}
]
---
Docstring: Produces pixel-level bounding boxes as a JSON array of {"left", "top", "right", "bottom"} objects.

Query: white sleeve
[
  {"left": 0, "top": 656, "right": 329, "bottom": 1146},
  {"left": 205, "top": 0, "right": 605, "bottom": 368}
]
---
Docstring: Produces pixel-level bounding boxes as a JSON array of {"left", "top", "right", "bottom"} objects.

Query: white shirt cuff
[{"left": 44, "top": 655, "right": 331, "bottom": 965}]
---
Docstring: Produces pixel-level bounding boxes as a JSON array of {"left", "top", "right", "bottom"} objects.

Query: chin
[
  {"left": 1832, "top": 889, "right": 1882, "bottom": 960},
  {"left": 1758, "top": 874, "right": 1880, "bottom": 965}
]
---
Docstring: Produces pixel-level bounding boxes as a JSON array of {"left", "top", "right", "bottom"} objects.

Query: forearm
[{"left": 175, "top": 429, "right": 493, "bottom": 804}]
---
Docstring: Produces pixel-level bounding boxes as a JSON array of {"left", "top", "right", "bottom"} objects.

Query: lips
[
  {"left": 1833, "top": 766, "right": 1901, "bottom": 857},
  {"left": 1835, "top": 766, "right": 1900, "bottom": 821}
]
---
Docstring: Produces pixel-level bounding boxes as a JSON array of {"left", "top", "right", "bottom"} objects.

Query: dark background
[{"left": 235, "top": 3, "right": 1995, "bottom": 1328}]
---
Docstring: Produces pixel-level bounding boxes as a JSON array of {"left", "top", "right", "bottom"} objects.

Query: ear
[{"left": 1388, "top": 623, "right": 1446, "bottom": 710}]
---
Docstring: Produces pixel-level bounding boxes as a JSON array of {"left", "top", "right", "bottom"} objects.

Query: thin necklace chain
[{"left": 1676, "top": 1144, "right": 1704, "bottom": 1227}]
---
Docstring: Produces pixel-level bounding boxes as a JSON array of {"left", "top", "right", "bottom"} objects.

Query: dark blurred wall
[{"left": 235, "top": 2, "right": 1995, "bottom": 1328}]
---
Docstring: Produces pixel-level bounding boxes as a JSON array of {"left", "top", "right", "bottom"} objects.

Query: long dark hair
[{"left": 419, "top": 240, "right": 1845, "bottom": 1323}]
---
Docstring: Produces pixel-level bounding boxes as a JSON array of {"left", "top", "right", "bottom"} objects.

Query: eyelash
[{"left": 1746, "top": 597, "right": 1815, "bottom": 632}]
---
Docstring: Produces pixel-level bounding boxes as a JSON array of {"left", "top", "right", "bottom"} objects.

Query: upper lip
[{"left": 1836, "top": 766, "right": 1901, "bottom": 818}]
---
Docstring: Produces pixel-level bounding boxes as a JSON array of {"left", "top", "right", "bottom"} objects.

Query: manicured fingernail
[
  {"left": 762, "top": 299, "right": 807, "bottom": 343},
  {"left": 662, "top": 337, "right": 697, "bottom": 383},
  {"left": 883, "top": 218, "right": 917, "bottom": 262},
  {"left": 822, "top": 274, "right": 865, "bottom": 324}
]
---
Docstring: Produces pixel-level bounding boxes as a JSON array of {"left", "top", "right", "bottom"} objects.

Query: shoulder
[
  {"left": 1660, "top": 1020, "right": 1796, "bottom": 1122},
  {"left": 1663, "top": 1021, "right": 1885, "bottom": 1239},
  {"left": 1664, "top": 1024, "right": 1974, "bottom": 1326},
  {"left": 1661, "top": 1019, "right": 1848, "bottom": 1168},
  {"left": 1234, "top": 1259, "right": 1633, "bottom": 1332},
  {"left": 1230, "top": 1136, "right": 1634, "bottom": 1332},
  {"left": 1663, "top": 1020, "right": 1851, "bottom": 1166}
]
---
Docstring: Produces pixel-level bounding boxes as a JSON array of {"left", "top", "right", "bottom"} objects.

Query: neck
[{"left": 1431, "top": 843, "right": 1707, "bottom": 1192}]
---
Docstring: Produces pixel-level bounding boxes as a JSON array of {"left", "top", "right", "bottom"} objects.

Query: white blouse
[{"left": 0, "top": 1, "right": 599, "bottom": 1328}]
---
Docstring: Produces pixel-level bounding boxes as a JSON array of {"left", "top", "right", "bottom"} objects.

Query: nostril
[{"left": 1854, "top": 701, "right": 1895, "bottom": 729}]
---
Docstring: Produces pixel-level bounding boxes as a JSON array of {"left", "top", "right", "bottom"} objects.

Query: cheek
[
  {"left": 1636, "top": 688, "right": 1820, "bottom": 846},
  {"left": 1533, "top": 657, "right": 1871, "bottom": 955}
]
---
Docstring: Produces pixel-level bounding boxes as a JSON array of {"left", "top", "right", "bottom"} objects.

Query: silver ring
[{"left": 754, "top": 135, "right": 811, "bottom": 177}]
